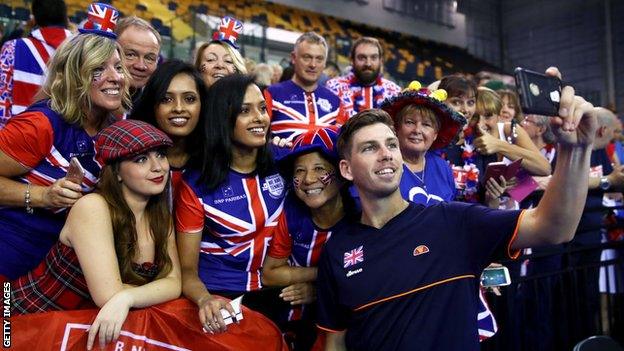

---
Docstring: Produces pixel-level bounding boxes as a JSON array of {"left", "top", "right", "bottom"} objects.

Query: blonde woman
[
  {"left": 194, "top": 16, "right": 247, "bottom": 87},
  {"left": 473, "top": 87, "right": 550, "bottom": 208},
  {"left": 0, "top": 5, "right": 131, "bottom": 280}
]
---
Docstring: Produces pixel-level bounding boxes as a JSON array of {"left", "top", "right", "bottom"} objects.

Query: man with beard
[
  {"left": 327, "top": 37, "right": 401, "bottom": 118},
  {"left": 265, "top": 32, "right": 347, "bottom": 141}
]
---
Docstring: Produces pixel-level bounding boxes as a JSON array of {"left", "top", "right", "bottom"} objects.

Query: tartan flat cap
[{"left": 95, "top": 120, "right": 172, "bottom": 165}]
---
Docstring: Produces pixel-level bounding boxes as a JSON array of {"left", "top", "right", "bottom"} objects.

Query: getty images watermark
[{"left": 2, "top": 282, "right": 10, "bottom": 348}]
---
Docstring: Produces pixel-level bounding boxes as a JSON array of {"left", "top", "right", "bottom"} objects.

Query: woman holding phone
[{"left": 0, "top": 5, "right": 130, "bottom": 280}]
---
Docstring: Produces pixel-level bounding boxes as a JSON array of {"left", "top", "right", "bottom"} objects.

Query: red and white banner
[{"left": 9, "top": 298, "right": 287, "bottom": 351}]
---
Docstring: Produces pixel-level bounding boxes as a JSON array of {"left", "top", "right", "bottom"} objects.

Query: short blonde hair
[
  {"left": 194, "top": 41, "right": 247, "bottom": 75},
  {"left": 476, "top": 87, "right": 502, "bottom": 118},
  {"left": 41, "top": 34, "right": 131, "bottom": 126}
]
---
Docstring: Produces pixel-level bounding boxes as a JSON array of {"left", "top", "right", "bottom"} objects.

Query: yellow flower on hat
[
  {"left": 405, "top": 81, "right": 422, "bottom": 92},
  {"left": 430, "top": 89, "right": 448, "bottom": 102}
]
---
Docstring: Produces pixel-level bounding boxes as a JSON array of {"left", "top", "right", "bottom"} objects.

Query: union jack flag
[
  {"left": 83, "top": 3, "right": 119, "bottom": 34},
  {"left": 291, "top": 126, "right": 339, "bottom": 151},
  {"left": 213, "top": 16, "right": 243, "bottom": 48},
  {"left": 343, "top": 245, "right": 364, "bottom": 268}
]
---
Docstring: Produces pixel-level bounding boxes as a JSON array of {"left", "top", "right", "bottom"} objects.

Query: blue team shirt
[
  {"left": 265, "top": 80, "right": 345, "bottom": 141},
  {"left": 316, "top": 202, "right": 522, "bottom": 351},
  {"left": 0, "top": 101, "right": 101, "bottom": 279},
  {"left": 176, "top": 168, "right": 286, "bottom": 293},
  {"left": 400, "top": 152, "right": 456, "bottom": 206}
]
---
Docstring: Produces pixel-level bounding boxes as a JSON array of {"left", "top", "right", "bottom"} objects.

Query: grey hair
[
  {"left": 531, "top": 115, "right": 556, "bottom": 144},
  {"left": 115, "top": 16, "right": 162, "bottom": 46},
  {"left": 294, "top": 32, "right": 328, "bottom": 56}
]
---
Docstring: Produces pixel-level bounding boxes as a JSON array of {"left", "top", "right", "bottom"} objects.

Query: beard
[{"left": 353, "top": 65, "right": 380, "bottom": 86}]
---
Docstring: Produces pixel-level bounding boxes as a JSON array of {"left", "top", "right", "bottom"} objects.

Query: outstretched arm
[
  {"left": 325, "top": 330, "right": 347, "bottom": 351},
  {"left": 513, "top": 67, "right": 597, "bottom": 249}
]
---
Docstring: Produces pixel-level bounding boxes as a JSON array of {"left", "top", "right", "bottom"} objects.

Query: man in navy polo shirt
[{"left": 316, "top": 67, "right": 598, "bottom": 351}]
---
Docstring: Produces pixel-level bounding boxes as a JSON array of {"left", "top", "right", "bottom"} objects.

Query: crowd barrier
[{"left": 8, "top": 298, "right": 288, "bottom": 351}]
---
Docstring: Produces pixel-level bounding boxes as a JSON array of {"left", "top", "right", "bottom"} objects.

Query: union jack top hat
[
  {"left": 275, "top": 127, "right": 341, "bottom": 176},
  {"left": 78, "top": 3, "right": 119, "bottom": 39},
  {"left": 211, "top": 16, "right": 244, "bottom": 49}
]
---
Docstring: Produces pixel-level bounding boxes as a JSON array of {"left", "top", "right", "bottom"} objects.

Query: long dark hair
[
  {"left": 189, "top": 74, "right": 273, "bottom": 189},
  {"left": 439, "top": 74, "right": 477, "bottom": 99},
  {"left": 98, "top": 162, "right": 173, "bottom": 285},
  {"left": 130, "top": 60, "right": 208, "bottom": 154}
]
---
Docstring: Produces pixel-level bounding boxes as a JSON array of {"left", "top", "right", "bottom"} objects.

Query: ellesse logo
[{"left": 413, "top": 245, "right": 429, "bottom": 256}]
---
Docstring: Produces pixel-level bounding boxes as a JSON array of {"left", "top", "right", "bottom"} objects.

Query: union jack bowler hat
[
  {"left": 78, "top": 3, "right": 120, "bottom": 39},
  {"left": 211, "top": 16, "right": 244, "bottom": 49},
  {"left": 275, "top": 126, "right": 340, "bottom": 175},
  {"left": 95, "top": 120, "right": 172, "bottom": 165}
]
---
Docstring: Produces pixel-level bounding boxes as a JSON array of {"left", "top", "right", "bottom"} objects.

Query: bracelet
[{"left": 24, "top": 183, "right": 33, "bottom": 214}]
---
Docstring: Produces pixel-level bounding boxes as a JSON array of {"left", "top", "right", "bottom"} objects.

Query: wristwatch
[{"left": 600, "top": 176, "right": 611, "bottom": 191}]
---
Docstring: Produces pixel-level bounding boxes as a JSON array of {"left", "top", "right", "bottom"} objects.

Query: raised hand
[{"left": 545, "top": 67, "right": 597, "bottom": 148}]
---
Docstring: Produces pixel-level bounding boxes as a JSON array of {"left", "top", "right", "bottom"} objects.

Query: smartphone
[
  {"left": 480, "top": 266, "right": 511, "bottom": 287},
  {"left": 66, "top": 157, "right": 85, "bottom": 185},
  {"left": 514, "top": 67, "right": 562, "bottom": 116}
]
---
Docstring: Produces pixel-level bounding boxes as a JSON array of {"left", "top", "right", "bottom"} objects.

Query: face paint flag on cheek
[
  {"left": 319, "top": 171, "right": 335, "bottom": 186},
  {"left": 293, "top": 176, "right": 302, "bottom": 189}
]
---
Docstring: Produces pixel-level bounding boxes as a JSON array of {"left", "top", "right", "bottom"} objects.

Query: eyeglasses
[{"left": 522, "top": 119, "right": 538, "bottom": 125}]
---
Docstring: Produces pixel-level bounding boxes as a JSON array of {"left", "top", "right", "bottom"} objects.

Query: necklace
[{"left": 411, "top": 157, "right": 427, "bottom": 190}]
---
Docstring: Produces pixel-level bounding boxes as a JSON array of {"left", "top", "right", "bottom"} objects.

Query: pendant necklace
[{"left": 413, "top": 157, "right": 426, "bottom": 190}]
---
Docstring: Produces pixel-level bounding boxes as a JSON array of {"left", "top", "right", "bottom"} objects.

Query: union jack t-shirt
[
  {"left": 176, "top": 168, "right": 286, "bottom": 293},
  {"left": 268, "top": 194, "right": 348, "bottom": 321},
  {"left": 265, "top": 80, "right": 347, "bottom": 142}
]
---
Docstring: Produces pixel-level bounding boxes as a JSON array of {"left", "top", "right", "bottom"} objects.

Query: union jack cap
[
  {"left": 275, "top": 126, "right": 340, "bottom": 175},
  {"left": 95, "top": 120, "right": 172, "bottom": 165},
  {"left": 79, "top": 3, "right": 120, "bottom": 39},
  {"left": 211, "top": 16, "right": 244, "bottom": 49}
]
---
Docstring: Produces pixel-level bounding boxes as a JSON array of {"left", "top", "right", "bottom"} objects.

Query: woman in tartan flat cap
[
  {"left": 0, "top": 3, "right": 130, "bottom": 282},
  {"left": 11, "top": 119, "right": 182, "bottom": 350}
]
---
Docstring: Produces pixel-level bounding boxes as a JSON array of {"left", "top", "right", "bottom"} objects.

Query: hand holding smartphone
[
  {"left": 481, "top": 266, "right": 511, "bottom": 287},
  {"left": 514, "top": 67, "right": 562, "bottom": 116},
  {"left": 65, "top": 157, "right": 85, "bottom": 185}
]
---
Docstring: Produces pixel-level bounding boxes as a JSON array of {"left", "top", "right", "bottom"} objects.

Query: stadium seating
[{"left": 0, "top": 0, "right": 487, "bottom": 84}]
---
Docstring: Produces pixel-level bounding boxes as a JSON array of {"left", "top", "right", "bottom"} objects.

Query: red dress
[{"left": 11, "top": 242, "right": 95, "bottom": 314}]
